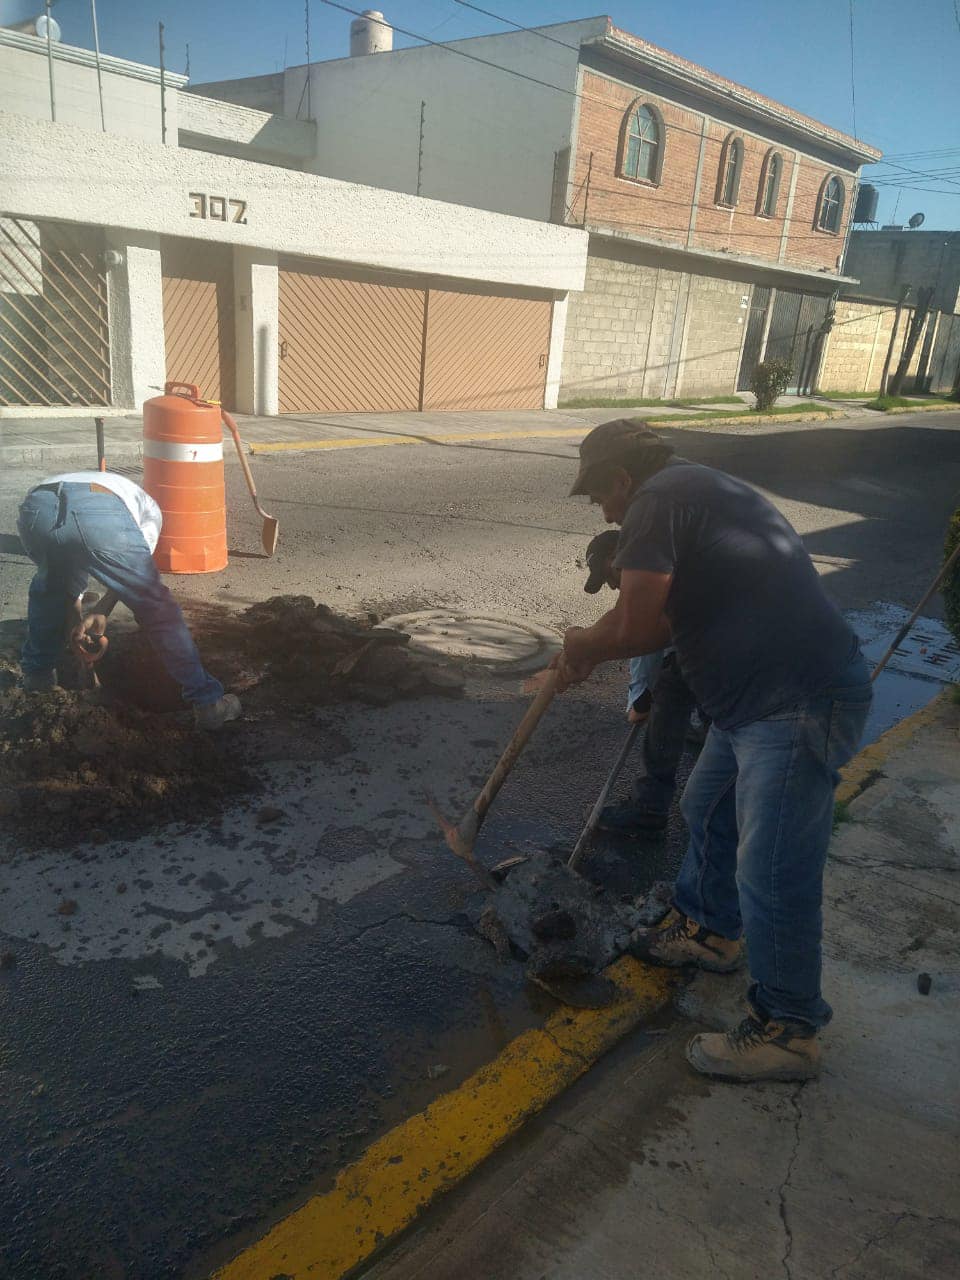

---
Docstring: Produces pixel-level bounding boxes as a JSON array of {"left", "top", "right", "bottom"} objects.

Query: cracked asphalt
[{"left": 0, "top": 411, "right": 958, "bottom": 1279}]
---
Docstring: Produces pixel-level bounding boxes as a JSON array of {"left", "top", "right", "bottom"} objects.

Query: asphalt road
[{"left": 0, "top": 411, "right": 958, "bottom": 1280}]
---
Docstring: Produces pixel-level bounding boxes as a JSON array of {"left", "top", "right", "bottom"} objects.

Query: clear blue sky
[{"left": 22, "top": 0, "right": 960, "bottom": 229}]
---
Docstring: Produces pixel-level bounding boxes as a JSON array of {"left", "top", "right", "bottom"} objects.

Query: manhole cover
[{"left": 378, "top": 611, "right": 561, "bottom": 671}]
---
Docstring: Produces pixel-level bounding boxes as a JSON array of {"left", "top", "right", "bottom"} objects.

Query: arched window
[
  {"left": 620, "top": 102, "right": 663, "bottom": 185},
  {"left": 817, "top": 175, "right": 845, "bottom": 233},
  {"left": 757, "top": 150, "right": 782, "bottom": 217},
  {"left": 716, "top": 134, "right": 743, "bottom": 207}
]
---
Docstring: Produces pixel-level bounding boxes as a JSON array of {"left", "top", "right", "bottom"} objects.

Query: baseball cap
[
  {"left": 570, "top": 419, "right": 672, "bottom": 496},
  {"left": 583, "top": 529, "right": 620, "bottom": 593}
]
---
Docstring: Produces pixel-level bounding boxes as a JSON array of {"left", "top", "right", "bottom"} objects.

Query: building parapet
[{"left": 177, "top": 92, "right": 316, "bottom": 160}]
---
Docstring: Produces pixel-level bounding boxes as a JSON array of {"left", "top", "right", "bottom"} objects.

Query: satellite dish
[{"left": 908, "top": 212, "right": 925, "bottom": 229}]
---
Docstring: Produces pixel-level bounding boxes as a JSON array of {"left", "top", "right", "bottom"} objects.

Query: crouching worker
[{"left": 17, "top": 472, "right": 241, "bottom": 730}]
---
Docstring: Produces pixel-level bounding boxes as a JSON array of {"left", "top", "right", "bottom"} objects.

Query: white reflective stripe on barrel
[{"left": 143, "top": 439, "right": 224, "bottom": 463}]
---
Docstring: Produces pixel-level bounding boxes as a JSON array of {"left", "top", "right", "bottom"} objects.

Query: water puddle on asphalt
[{"left": 845, "top": 604, "right": 959, "bottom": 745}]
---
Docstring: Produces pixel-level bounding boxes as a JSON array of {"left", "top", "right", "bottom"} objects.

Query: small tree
[
  {"left": 750, "top": 359, "right": 793, "bottom": 411},
  {"left": 945, "top": 507, "right": 960, "bottom": 650}
]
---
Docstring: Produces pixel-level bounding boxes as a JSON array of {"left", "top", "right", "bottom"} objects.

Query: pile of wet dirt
[
  {"left": 99, "top": 595, "right": 465, "bottom": 713},
  {"left": 0, "top": 684, "right": 254, "bottom": 851},
  {"left": 0, "top": 595, "right": 464, "bottom": 850},
  {"left": 476, "top": 852, "right": 675, "bottom": 1007}
]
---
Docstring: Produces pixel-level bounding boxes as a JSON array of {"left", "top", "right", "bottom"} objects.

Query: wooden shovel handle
[
  {"left": 221, "top": 410, "right": 264, "bottom": 510},
  {"left": 472, "top": 667, "right": 559, "bottom": 824}
]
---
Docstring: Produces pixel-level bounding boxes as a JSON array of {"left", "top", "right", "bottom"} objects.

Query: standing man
[
  {"left": 557, "top": 420, "right": 871, "bottom": 1082},
  {"left": 17, "top": 472, "right": 240, "bottom": 730}
]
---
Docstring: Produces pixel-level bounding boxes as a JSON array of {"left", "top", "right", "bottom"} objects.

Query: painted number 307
[{"left": 189, "top": 193, "right": 247, "bottom": 224}]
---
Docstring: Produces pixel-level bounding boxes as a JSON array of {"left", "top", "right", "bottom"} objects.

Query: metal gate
[
  {"left": 278, "top": 261, "right": 425, "bottom": 413},
  {"left": 736, "top": 286, "right": 770, "bottom": 391},
  {"left": 421, "top": 288, "right": 552, "bottom": 411},
  {"left": 161, "top": 239, "right": 235, "bottom": 407},
  {"left": 737, "top": 288, "right": 830, "bottom": 393},
  {"left": 0, "top": 215, "right": 111, "bottom": 407}
]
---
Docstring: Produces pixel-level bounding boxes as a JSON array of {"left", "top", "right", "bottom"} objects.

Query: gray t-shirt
[{"left": 614, "top": 458, "right": 857, "bottom": 729}]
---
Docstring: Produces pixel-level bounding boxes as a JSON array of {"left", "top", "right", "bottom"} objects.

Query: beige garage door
[
  {"left": 161, "top": 239, "right": 235, "bottom": 407},
  {"left": 278, "top": 262, "right": 426, "bottom": 413},
  {"left": 422, "top": 288, "right": 552, "bottom": 411}
]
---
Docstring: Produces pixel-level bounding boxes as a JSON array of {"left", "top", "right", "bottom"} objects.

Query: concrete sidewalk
[
  {"left": 0, "top": 396, "right": 851, "bottom": 467},
  {"left": 365, "top": 693, "right": 960, "bottom": 1280}
]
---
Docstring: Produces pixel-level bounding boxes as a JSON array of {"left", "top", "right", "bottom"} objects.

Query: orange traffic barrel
[{"left": 142, "top": 382, "right": 228, "bottom": 574}]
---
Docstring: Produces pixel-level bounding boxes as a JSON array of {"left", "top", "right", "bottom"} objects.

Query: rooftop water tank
[
  {"left": 350, "top": 10, "right": 392, "bottom": 56},
  {"left": 853, "top": 184, "right": 879, "bottom": 223}
]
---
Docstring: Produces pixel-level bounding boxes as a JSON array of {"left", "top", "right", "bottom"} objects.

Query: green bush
[
  {"left": 750, "top": 359, "right": 793, "bottom": 411},
  {"left": 945, "top": 507, "right": 960, "bottom": 649}
]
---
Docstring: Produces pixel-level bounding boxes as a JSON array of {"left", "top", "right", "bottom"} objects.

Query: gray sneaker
[
  {"left": 22, "top": 670, "right": 58, "bottom": 692},
  {"left": 194, "top": 693, "right": 241, "bottom": 730}
]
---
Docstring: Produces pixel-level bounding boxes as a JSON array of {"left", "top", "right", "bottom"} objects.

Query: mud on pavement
[{"left": 0, "top": 595, "right": 464, "bottom": 852}]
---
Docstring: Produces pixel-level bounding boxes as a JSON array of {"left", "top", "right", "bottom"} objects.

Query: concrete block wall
[
  {"left": 845, "top": 232, "right": 960, "bottom": 315},
  {"left": 558, "top": 246, "right": 748, "bottom": 400},
  {"left": 816, "top": 297, "right": 949, "bottom": 394},
  {"left": 676, "top": 275, "right": 748, "bottom": 396},
  {"left": 818, "top": 300, "right": 895, "bottom": 393},
  {"left": 559, "top": 248, "right": 683, "bottom": 399}
]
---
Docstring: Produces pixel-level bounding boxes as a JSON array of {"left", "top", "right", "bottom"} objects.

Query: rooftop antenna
[
  {"left": 907, "top": 212, "right": 925, "bottom": 229},
  {"left": 43, "top": 1, "right": 57, "bottom": 120},
  {"left": 158, "top": 21, "right": 167, "bottom": 143},
  {"left": 90, "top": 0, "right": 106, "bottom": 130},
  {"left": 305, "top": 0, "right": 312, "bottom": 119}
]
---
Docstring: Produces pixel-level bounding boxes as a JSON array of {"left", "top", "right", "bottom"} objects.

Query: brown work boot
[
  {"left": 686, "top": 1014, "right": 820, "bottom": 1082},
  {"left": 629, "top": 909, "right": 744, "bottom": 973},
  {"left": 194, "top": 693, "right": 242, "bottom": 730}
]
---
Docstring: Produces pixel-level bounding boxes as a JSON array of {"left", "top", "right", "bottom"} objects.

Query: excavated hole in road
[{"left": 0, "top": 595, "right": 464, "bottom": 852}]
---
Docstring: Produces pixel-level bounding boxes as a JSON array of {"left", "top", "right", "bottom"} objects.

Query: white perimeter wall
[
  {"left": 0, "top": 31, "right": 185, "bottom": 143},
  {"left": 0, "top": 112, "right": 587, "bottom": 293},
  {"left": 288, "top": 19, "right": 606, "bottom": 222}
]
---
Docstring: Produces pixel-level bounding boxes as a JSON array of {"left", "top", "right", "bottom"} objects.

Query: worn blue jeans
[
  {"left": 674, "top": 654, "right": 872, "bottom": 1029},
  {"left": 17, "top": 484, "right": 223, "bottom": 706}
]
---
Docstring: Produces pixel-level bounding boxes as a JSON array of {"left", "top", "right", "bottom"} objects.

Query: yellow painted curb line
[
  {"left": 213, "top": 958, "right": 674, "bottom": 1280},
  {"left": 835, "top": 688, "right": 947, "bottom": 806},
  {"left": 249, "top": 427, "right": 591, "bottom": 455}
]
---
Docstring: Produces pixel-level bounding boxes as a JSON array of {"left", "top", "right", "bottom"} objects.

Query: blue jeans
[
  {"left": 631, "top": 652, "right": 698, "bottom": 815},
  {"left": 674, "top": 654, "right": 872, "bottom": 1029},
  {"left": 17, "top": 484, "right": 223, "bottom": 706},
  {"left": 627, "top": 651, "right": 665, "bottom": 709}
]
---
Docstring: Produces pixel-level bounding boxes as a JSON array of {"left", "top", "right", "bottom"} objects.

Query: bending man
[{"left": 17, "top": 472, "right": 240, "bottom": 730}]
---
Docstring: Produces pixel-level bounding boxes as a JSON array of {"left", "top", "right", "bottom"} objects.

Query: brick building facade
[
  {"left": 199, "top": 14, "right": 882, "bottom": 403},
  {"left": 559, "top": 26, "right": 879, "bottom": 399}
]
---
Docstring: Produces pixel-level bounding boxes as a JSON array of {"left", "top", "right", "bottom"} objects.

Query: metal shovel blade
[{"left": 261, "top": 515, "right": 279, "bottom": 557}]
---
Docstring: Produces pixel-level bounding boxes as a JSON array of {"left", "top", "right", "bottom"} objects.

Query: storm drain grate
[
  {"left": 847, "top": 606, "right": 960, "bottom": 683},
  {"left": 882, "top": 626, "right": 960, "bottom": 681}
]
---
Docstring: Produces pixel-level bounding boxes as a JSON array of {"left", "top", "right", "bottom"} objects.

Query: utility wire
[
  {"left": 848, "top": 0, "right": 858, "bottom": 139},
  {"left": 319, "top": 0, "right": 875, "bottom": 160}
]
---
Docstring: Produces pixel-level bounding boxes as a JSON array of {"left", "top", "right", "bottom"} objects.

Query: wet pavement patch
[{"left": 845, "top": 605, "right": 956, "bottom": 743}]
